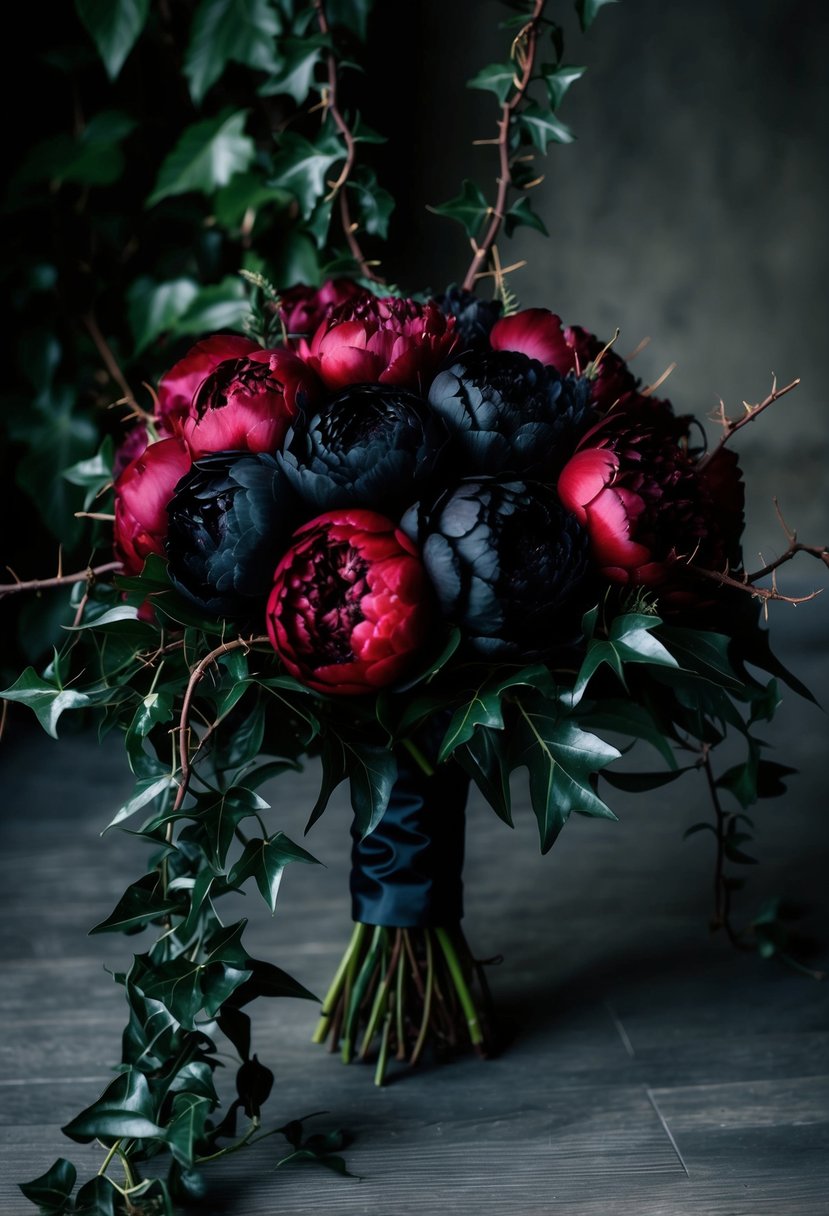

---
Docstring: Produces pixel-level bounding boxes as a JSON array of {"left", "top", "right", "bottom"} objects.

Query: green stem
[
  {"left": 97, "top": 1140, "right": 121, "bottom": 1177},
  {"left": 435, "top": 927, "right": 484, "bottom": 1047},
  {"left": 374, "top": 1010, "right": 393, "bottom": 1087},
  {"left": 311, "top": 922, "right": 366, "bottom": 1044},
  {"left": 410, "top": 930, "right": 435, "bottom": 1065},
  {"left": 401, "top": 737, "right": 435, "bottom": 778},
  {"left": 395, "top": 938, "right": 406, "bottom": 1059},
  {"left": 359, "top": 929, "right": 399, "bottom": 1058},
  {"left": 342, "top": 925, "right": 383, "bottom": 1063}
]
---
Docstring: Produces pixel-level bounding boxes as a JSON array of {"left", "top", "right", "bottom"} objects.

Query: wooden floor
[{"left": 2, "top": 593, "right": 828, "bottom": 1215}]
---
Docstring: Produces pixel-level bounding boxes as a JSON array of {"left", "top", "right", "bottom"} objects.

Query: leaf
[
  {"left": 62, "top": 437, "right": 115, "bottom": 510},
  {"left": 504, "top": 196, "right": 549, "bottom": 238},
  {"left": 214, "top": 171, "right": 293, "bottom": 228},
  {"left": 657, "top": 626, "right": 745, "bottom": 693},
  {"left": 178, "top": 787, "right": 266, "bottom": 871},
  {"left": 269, "top": 129, "right": 344, "bottom": 221},
  {"left": 127, "top": 276, "right": 199, "bottom": 353},
  {"left": 258, "top": 33, "right": 329, "bottom": 102},
  {"left": 344, "top": 741, "right": 397, "bottom": 838},
  {"left": 89, "top": 873, "right": 182, "bottom": 934},
  {"left": 427, "top": 179, "right": 490, "bottom": 240},
  {"left": 304, "top": 733, "right": 347, "bottom": 833},
  {"left": 542, "top": 63, "right": 586, "bottom": 109},
  {"left": 574, "top": 698, "right": 678, "bottom": 768},
  {"left": 105, "top": 773, "right": 176, "bottom": 831},
  {"left": 276, "top": 1147, "right": 356, "bottom": 1177},
  {"left": 229, "top": 957, "right": 318, "bottom": 1006},
  {"left": 184, "top": 0, "right": 281, "bottom": 105},
  {"left": 18, "top": 1158, "right": 76, "bottom": 1213},
  {"left": 511, "top": 701, "right": 620, "bottom": 853},
  {"left": 455, "top": 726, "right": 512, "bottom": 827},
  {"left": 13, "top": 111, "right": 137, "bottom": 189},
  {"left": 602, "top": 765, "right": 695, "bottom": 792},
  {"left": 73, "top": 1176, "right": 119, "bottom": 1216},
  {"left": 575, "top": 0, "right": 619, "bottom": 31},
  {"left": 438, "top": 689, "right": 505, "bottom": 764},
  {"left": 346, "top": 166, "right": 395, "bottom": 239},
  {"left": 227, "top": 832, "right": 321, "bottom": 913},
  {"left": 148, "top": 109, "right": 255, "bottom": 207},
  {"left": 174, "top": 276, "right": 250, "bottom": 337},
  {"left": 166, "top": 1093, "right": 212, "bottom": 1168},
  {"left": 326, "top": 0, "right": 371, "bottom": 40},
  {"left": 518, "top": 101, "right": 574, "bottom": 151},
  {"left": 0, "top": 668, "right": 114, "bottom": 738},
  {"left": 571, "top": 613, "right": 678, "bottom": 705},
  {"left": 62, "top": 1069, "right": 163, "bottom": 1143},
  {"left": 75, "top": 0, "right": 150, "bottom": 79},
  {"left": 467, "top": 60, "right": 517, "bottom": 104}
]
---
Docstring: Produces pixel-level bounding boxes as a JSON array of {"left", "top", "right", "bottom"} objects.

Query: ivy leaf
[
  {"left": 230, "top": 957, "right": 317, "bottom": 1005},
  {"left": 177, "top": 787, "right": 267, "bottom": 871},
  {"left": 346, "top": 166, "right": 395, "bottom": 239},
  {"left": 228, "top": 832, "right": 320, "bottom": 913},
  {"left": 504, "top": 196, "right": 549, "bottom": 238},
  {"left": 13, "top": 111, "right": 137, "bottom": 189},
  {"left": 344, "top": 741, "right": 397, "bottom": 838},
  {"left": 575, "top": 698, "right": 678, "bottom": 768},
  {"left": 542, "top": 63, "right": 586, "bottom": 109},
  {"left": 438, "top": 688, "right": 505, "bottom": 764},
  {"left": 105, "top": 773, "right": 176, "bottom": 831},
  {"left": 0, "top": 668, "right": 114, "bottom": 739},
  {"left": 214, "top": 171, "right": 293, "bottom": 228},
  {"left": 174, "top": 276, "right": 250, "bottom": 337},
  {"left": 72, "top": 1176, "right": 118, "bottom": 1216},
  {"left": 602, "top": 765, "right": 695, "bottom": 792},
  {"left": 258, "top": 34, "right": 329, "bottom": 102},
  {"left": 571, "top": 613, "right": 678, "bottom": 705},
  {"left": 657, "top": 626, "right": 746, "bottom": 693},
  {"left": 148, "top": 109, "right": 255, "bottom": 207},
  {"left": 511, "top": 701, "right": 620, "bottom": 853},
  {"left": 575, "top": 0, "right": 619, "bottom": 32},
  {"left": 427, "top": 179, "right": 490, "bottom": 240},
  {"left": 62, "top": 1069, "right": 163, "bottom": 1143},
  {"left": 127, "top": 276, "right": 199, "bottom": 353},
  {"left": 518, "top": 101, "right": 574, "bottom": 151},
  {"left": 18, "top": 1158, "right": 77, "bottom": 1214},
  {"left": 305, "top": 733, "right": 347, "bottom": 833},
  {"left": 165, "top": 1093, "right": 212, "bottom": 1168},
  {"left": 269, "top": 130, "right": 344, "bottom": 221},
  {"left": 184, "top": 0, "right": 281, "bottom": 106},
  {"left": 89, "top": 873, "right": 181, "bottom": 935},
  {"left": 62, "top": 437, "right": 115, "bottom": 509},
  {"left": 75, "top": 0, "right": 150, "bottom": 79},
  {"left": 455, "top": 725, "right": 512, "bottom": 827},
  {"left": 467, "top": 60, "right": 517, "bottom": 104}
]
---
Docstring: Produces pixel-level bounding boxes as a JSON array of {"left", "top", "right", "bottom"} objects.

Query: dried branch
[
  {"left": 700, "top": 375, "right": 800, "bottom": 468},
  {"left": 83, "top": 312, "right": 136, "bottom": 406},
  {"left": 314, "top": 0, "right": 382, "bottom": 283},
  {"left": 462, "top": 0, "right": 547, "bottom": 292},
  {"left": 173, "top": 635, "right": 270, "bottom": 813},
  {"left": 0, "top": 560, "right": 122, "bottom": 600}
]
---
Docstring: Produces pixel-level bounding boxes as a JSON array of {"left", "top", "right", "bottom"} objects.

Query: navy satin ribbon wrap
[{"left": 350, "top": 748, "right": 470, "bottom": 928}]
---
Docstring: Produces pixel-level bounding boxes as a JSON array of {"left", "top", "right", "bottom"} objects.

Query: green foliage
[{"left": 75, "top": 0, "right": 150, "bottom": 80}]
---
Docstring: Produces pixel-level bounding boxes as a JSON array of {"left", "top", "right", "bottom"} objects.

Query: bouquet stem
[{"left": 312, "top": 923, "right": 493, "bottom": 1084}]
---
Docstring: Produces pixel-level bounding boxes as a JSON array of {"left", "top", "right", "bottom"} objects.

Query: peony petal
[
  {"left": 490, "top": 309, "right": 573, "bottom": 368},
  {"left": 557, "top": 448, "right": 619, "bottom": 522}
]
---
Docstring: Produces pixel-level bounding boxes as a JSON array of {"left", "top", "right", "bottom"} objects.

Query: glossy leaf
[
  {"left": 657, "top": 626, "right": 745, "bottom": 692},
  {"left": 72, "top": 1176, "right": 118, "bottom": 1216},
  {"left": 575, "top": 0, "right": 619, "bottom": 31},
  {"left": 178, "top": 787, "right": 266, "bottom": 871},
  {"left": 76, "top": 0, "right": 149, "bottom": 78},
  {"left": 89, "top": 872, "right": 182, "bottom": 934},
  {"left": 166, "top": 1094, "right": 212, "bottom": 1168},
  {"left": 18, "top": 1157, "right": 76, "bottom": 1213},
  {"left": 427, "top": 179, "right": 490, "bottom": 239},
  {"left": 269, "top": 130, "right": 344, "bottom": 220},
  {"left": 574, "top": 698, "right": 678, "bottom": 768},
  {"left": 504, "top": 196, "right": 549, "bottom": 238},
  {"left": 174, "top": 276, "right": 250, "bottom": 337},
  {"left": 344, "top": 741, "right": 397, "bottom": 838},
  {"left": 438, "top": 687, "right": 504, "bottom": 763},
  {"left": 258, "top": 34, "right": 329, "bottom": 102},
  {"left": 62, "top": 1069, "right": 162, "bottom": 1143},
  {"left": 229, "top": 958, "right": 318, "bottom": 1006},
  {"left": 511, "top": 701, "right": 620, "bottom": 852},
  {"left": 305, "top": 733, "right": 347, "bottom": 833},
  {"left": 0, "top": 668, "right": 115, "bottom": 739},
  {"left": 347, "top": 166, "right": 395, "bottom": 238},
  {"left": 127, "top": 276, "right": 200, "bottom": 353},
  {"left": 571, "top": 613, "right": 678, "bottom": 705},
  {"left": 148, "top": 110, "right": 255, "bottom": 207},
  {"left": 105, "top": 773, "right": 176, "bottom": 831},
  {"left": 542, "top": 63, "right": 586, "bottom": 109},
  {"left": 455, "top": 725, "right": 513, "bottom": 827},
  {"left": 518, "top": 101, "right": 574, "bottom": 150},
  {"left": 602, "top": 765, "right": 695, "bottom": 792},
  {"left": 467, "top": 60, "right": 516, "bottom": 104},
  {"left": 227, "top": 832, "right": 321, "bottom": 913},
  {"left": 184, "top": 0, "right": 281, "bottom": 105}
]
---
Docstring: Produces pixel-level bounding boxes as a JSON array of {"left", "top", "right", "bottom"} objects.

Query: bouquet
[{"left": 3, "top": 1, "right": 827, "bottom": 1212}]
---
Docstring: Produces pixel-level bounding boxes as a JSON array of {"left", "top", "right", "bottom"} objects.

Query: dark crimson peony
[
  {"left": 304, "top": 296, "right": 459, "bottom": 393},
  {"left": 432, "top": 286, "right": 503, "bottom": 355},
  {"left": 156, "top": 335, "right": 261, "bottom": 430},
  {"left": 428, "top": 350, "right": 594, "bottom": 480},
  {"left": 401, "top": 478, "right": 590, "bottom": 658},
  {"left": 557, "top": 415, "right": 744, "bottom": 590},
  {"left": 280, "top": 279, "right": 371, "bottom": 348},
  {"left": 179, "top": 348, "right": 320, "bottom": 457},
  {"left": 278, "top": 383, "right": 450, "bottom": 515},
  {"left": 490, "top": 308, "right": 637, "bottom": 413},
  {"left": 114, "top": 437, "right": 192, "bottom": 574},
  {"left": 166, "top": 452, "right": 298, "bottom": 618},
  {"left": 113, "top": 422, "right": 151, "bottom": 479},
  {"left": 266, "top": 510, "right": 434, "bottom": 695}
]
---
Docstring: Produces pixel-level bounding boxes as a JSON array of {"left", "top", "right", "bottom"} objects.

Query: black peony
[
  {"left": 433, "top": 286, "right": 503, "bottom": 354},
  {"left": 278, "top": 382, "right": 450, "bottom": 515},
  {"left": 428, "top": 350, "right": 594, "bottom": 481},
  {"left": 166, "top": 451, "right": 297, "bottom": 618},
  {"left": 401, "top": 477, "right": 591, "bottom": 658}
]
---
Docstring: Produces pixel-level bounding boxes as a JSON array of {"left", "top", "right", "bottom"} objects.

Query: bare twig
[
  {"left": 700, "top": 375, "right": 800, "bottom": 468},
  {"left": 314, "top": 0, "right": 382, "bottom": 283},
  {"left": 461, "top": 0, "right": 547, "bottom": 292},
  {"left": 0, "top": 560, "right": 122, "bottom": 600},
  {"left": 173, "top": 635, "right": 269, "bottom": 813},
  {"left": 83, "top": 312, "right": 136, "bottom": 406}
]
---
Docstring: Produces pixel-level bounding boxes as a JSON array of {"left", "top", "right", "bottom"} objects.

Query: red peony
[
  {"left": 490, "top": 308, "right": 637, "bottom": 412},
  {"left": 280, "top": 279, "right": 371, "bottom": 348},
  {"left": 113, "top": 437, "right": 192, "bottom": 575},
  {"left": 113, "top": 422, "right": 151, "bottom": 480},
  {"left": 266, "top": 509, "right": 434, "bottom": 695},
  {"left": 156, "top": 335, "right": 260, "bottom": 430},
  {"left": 179, "top": 348, "right": 320, "bottom": 457},
  {"left": 304, "top": 296, "right": 459, "bottom": 393}
]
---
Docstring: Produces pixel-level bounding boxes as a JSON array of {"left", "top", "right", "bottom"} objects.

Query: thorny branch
[
  {"left": 700, "top": 375, "right": 801, "bottom": 468},
  {"left": 314, "top": 0, "right": 382, "bottom": 283},
  {"left": 462, "top": 0, "right": 547, "bottom": 292},
  {"left": 0, "top": 560, "right": 122, "bottom": 599}
]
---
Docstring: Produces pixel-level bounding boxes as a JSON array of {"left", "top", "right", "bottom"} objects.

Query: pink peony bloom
[
  {"left": 113, "top": 437, "right": 192, "bottom": 575},
  {"left": 156, "top": 335, "right": 260, "bottom": 429}
]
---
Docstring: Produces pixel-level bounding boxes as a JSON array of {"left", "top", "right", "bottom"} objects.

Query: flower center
[{"left": 308, "top": 541, "right": 369, "bottom": 664}]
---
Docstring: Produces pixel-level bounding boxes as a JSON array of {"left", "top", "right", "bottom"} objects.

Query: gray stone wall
[{"left": 378, "top": 0, "right": 829, "bottom": 569}]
